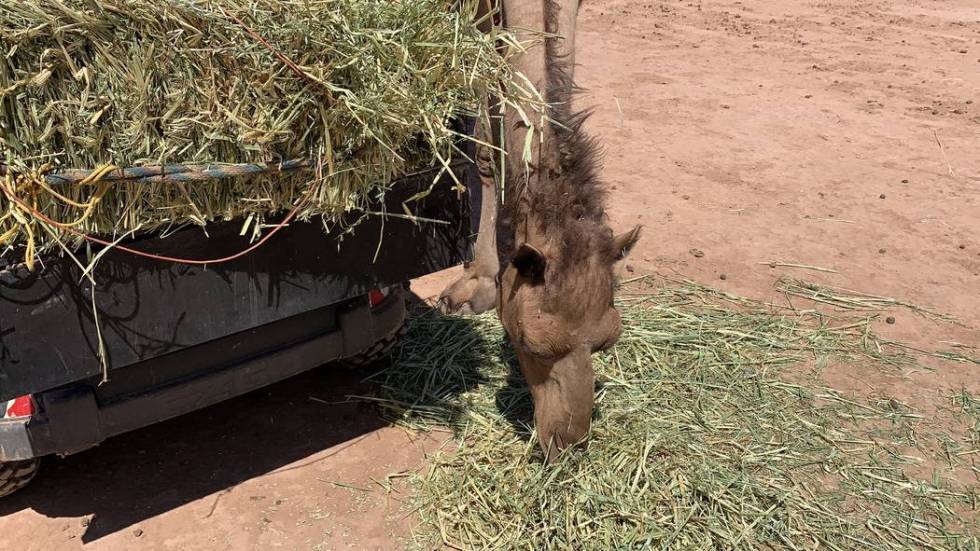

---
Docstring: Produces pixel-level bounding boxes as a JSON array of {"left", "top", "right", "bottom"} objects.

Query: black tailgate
[{"left": 0, "top": 161, "right": 478, "bottom": 401}]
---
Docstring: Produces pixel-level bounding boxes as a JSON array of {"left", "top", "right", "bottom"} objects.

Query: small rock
[
  {"left": 886, "top": 316, "right": 896, "bottom": 325},
  {"left": 967, "top": 100, "right": 974, "bottom": 105},
  {"left": 719, "top": 273, "right": 727, "bottom": 280},
  {"left": 878, "top": 248, "right": 886, "bottom": 254},
  {"left": 690, "top": 249, "right": 705, "bottom": 258},
  {"left": 805, "top": 94, "right": 813, "bottom": 99},
  {"left": 626, "top": 264, "right": 635, "bottom": 273},
  {"left": 959, "top": 244, "right": 966, "bottom": 250},
  {"left": 901, "top": 179, "right": 909, "bottom": 183},
  {"left": 682, "top": 194, "right": 690, "bottom": 200},
  {"left": 133, "top": 529, "right": 144, "bottom": 538},
  {"left": 879, "top": 193, "right": 886, "bottom": 199}
]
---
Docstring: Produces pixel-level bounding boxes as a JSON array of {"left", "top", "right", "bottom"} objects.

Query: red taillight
[
  {"left": 368, "top": 287, "right": 388, "bottom": 308},
  {"left": 4, "top": 395, "right": 34, "bottom": 419}
]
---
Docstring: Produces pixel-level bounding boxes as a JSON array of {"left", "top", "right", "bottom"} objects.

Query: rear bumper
[{"left": 0, "top": 287, "right": 404, "bottom": 462}]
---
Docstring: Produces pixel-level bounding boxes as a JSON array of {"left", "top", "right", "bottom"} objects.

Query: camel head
[{"left": 498, "top": 218, "right": 640, "bottom": 462}]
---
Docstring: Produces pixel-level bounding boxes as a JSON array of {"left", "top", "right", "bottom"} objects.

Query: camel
[{"left": 440, "top": 0, "right": 641, "bottom": 462}]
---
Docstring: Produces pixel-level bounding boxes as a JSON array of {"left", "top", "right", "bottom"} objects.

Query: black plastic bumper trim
[{"left": 0, "top": 288, "right": 404, "bottom": 461}]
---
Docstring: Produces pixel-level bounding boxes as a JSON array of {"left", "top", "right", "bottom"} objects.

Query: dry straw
[{"left": 0, "top": 0, "right": 529, "bottom": 265}]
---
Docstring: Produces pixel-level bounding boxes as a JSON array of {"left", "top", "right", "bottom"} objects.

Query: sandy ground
[{"left": 2, "top": 0, "right": 978, "bottom": 548}]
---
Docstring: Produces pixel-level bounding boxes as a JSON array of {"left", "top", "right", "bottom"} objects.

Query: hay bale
[{"left": 0, "top": 0, "right": 514, "bottom": 261}]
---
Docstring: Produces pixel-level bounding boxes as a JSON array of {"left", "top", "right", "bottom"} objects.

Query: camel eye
[
  {"left": 592, "top": 310, "right": 623, "bottom": 353},
  {"left": 594, "top": 328, "right": 623, "bottom": 353},
  {"left": 515, "top": 315, "right": 574, "bottom": 360}
]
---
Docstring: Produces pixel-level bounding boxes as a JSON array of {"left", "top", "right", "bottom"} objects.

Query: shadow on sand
[{"left": 0, "top": 290, "right": 524, "bottom": 543}]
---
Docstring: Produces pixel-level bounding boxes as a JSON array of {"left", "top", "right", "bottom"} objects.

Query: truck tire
[
  {"left": 0, "top": 459, "right": 40, "bottom": 498},
  {"left": 344, "top": 323, "right": 408, "bottom": 367}
]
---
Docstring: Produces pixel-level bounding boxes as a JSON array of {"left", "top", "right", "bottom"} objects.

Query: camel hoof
[{"left": 438, "top": 270, "right": 497, "bottom": 315}]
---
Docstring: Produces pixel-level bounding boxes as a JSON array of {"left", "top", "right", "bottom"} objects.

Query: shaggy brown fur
[
  {"left": 494, "top": 0, "right": 640, "bottom": 461},
  {"left": 500, "top": 0, "right": 623, "bottom": 299},
  {"left": 443, "top": 0, "right": 640, "bottom": 462}
]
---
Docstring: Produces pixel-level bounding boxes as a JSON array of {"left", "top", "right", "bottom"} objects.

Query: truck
[{"left": 0, "top": 134, "right": 479, "bottom": 497}]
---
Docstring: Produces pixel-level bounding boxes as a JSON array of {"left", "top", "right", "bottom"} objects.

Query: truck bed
[{"left": 0, "top": 159, "right": 479, "bottom": 402}]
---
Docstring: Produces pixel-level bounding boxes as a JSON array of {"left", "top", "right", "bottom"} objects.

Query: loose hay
[
  {"left": 0, "top": 0, "right": 524, "bottom": 261},
  {"left": 776, "top": 277, "right": 958, "bottom": 324},
  {"left": 373, "top": 280, "right": 980, "bottom": 550}
]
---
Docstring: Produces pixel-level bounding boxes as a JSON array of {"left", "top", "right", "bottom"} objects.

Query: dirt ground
[{"left": 2, "top": 0, "right": 978, "bottom": 548}]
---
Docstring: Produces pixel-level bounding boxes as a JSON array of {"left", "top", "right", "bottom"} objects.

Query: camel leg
[
  {"left": 438, "top": 1, "right": 502, "bottom": 315},
  {"left": 437, "top": 123, "right": 500, "bottom": 314}
]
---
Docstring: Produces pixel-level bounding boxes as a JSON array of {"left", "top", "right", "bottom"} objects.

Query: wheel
[
  {"left": 0, "top": 459, "right": 40, "bottom": 498},
  {"left": 344, "top": 323, "right": 408, "bottom": 367}
]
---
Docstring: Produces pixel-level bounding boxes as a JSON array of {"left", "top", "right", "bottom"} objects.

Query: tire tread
[{"left": 0, "top": 459, "right": 39, "bottom": 498}]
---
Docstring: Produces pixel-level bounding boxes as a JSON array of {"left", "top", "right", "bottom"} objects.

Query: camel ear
[
  {"left": 512, "top": 243, "right": 547, "bottom": 283},
  {"left": 612, "top": 225, "right": 641, "bottom": 261}
]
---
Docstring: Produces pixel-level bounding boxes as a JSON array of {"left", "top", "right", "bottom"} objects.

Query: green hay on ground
[
  {"left": 775, "top": 277, "right": 958, "bottom": 324},
  {"left": 372, "top": 280, "right": 980, "bottom": 550},
  {"left": 0, "top": 0, "right": 526, "bottom": 260}
]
